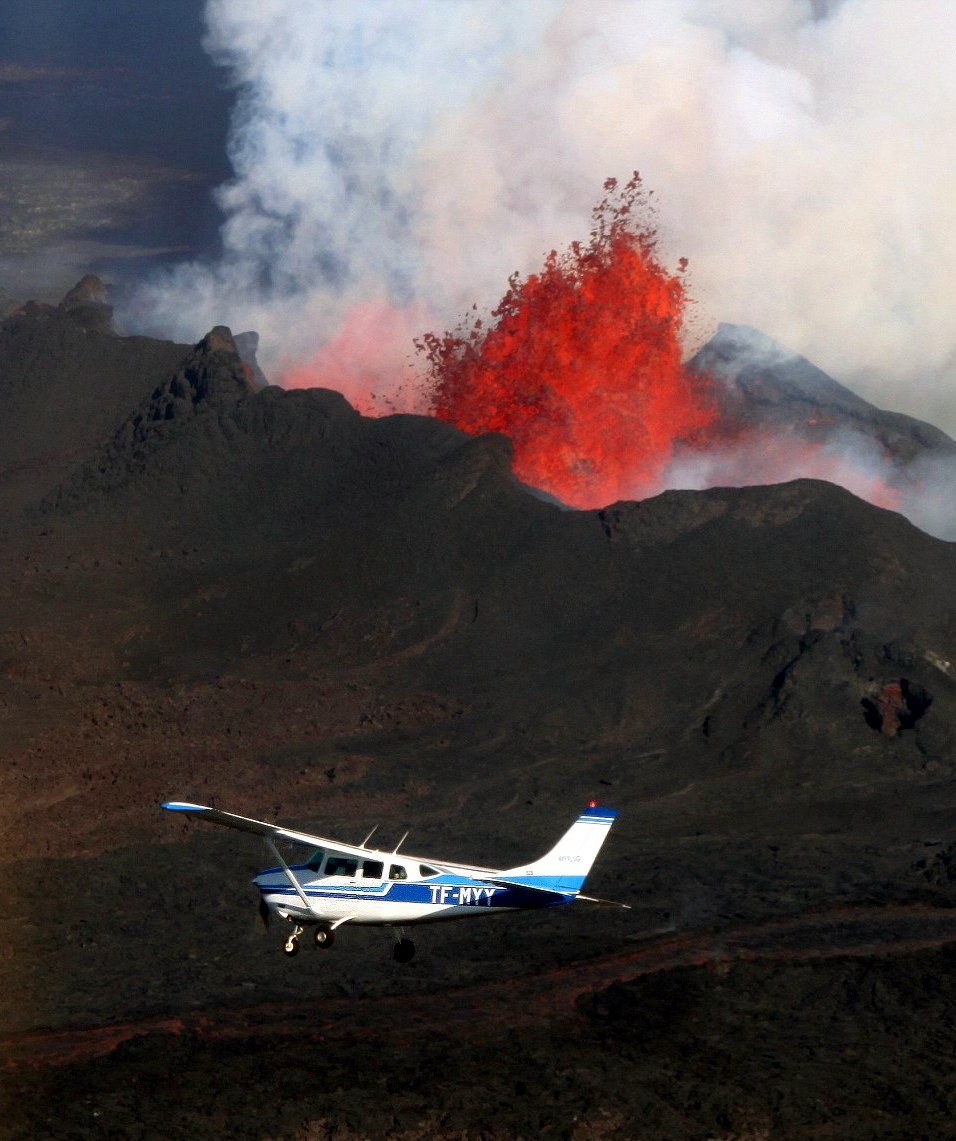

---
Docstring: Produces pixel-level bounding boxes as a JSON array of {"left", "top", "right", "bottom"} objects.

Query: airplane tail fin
[{"left": 500, "top": 805, "right": 618, "bottom": 895}]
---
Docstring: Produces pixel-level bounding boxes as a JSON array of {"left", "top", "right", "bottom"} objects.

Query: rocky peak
[
  {"left": 688, "top": 322, "right": 956, "bottom": 462},
  {"left": 132, "top": 325, "right": 255, "bottom": 436},
  {"left": 58, "top": 274, "right": 116, "bottom": 335},
  {"left": 1, "top": 275, "right": 115, "bottom": 334}
]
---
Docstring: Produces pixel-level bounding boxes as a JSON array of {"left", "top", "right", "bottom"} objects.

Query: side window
[
  {"left": 362, "top": 860, "right": 384, "bottom": 879},
  {"left": 325, "top": 856, "right": 358, "bottom": 877},
  {"left": 389, "top": 864, "right": 408, "bottom": 881},
  {"left": 306, "top": 849, "right": 324, "bottom": 872},
  {"left": 419, "top": 865, "right": 441, "bottom": 878}
]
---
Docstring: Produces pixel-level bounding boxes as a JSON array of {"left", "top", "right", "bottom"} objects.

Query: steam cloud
[{"left": 124, "top": 1, "right": 956, "bottom": 494}]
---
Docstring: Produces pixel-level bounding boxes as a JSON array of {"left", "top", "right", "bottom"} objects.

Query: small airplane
[{"left": 162, "top": 800, "right": 626, "bottom": 962}]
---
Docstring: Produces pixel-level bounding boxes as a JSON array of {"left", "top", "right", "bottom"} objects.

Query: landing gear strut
[
  {"left": 393, "top": 937, "right": 415, "bottom": 964},
  {"left": 283, "top": 924, "right": 304, "bottom": 956}
]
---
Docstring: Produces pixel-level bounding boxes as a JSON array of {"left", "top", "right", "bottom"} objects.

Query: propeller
[{"left": 258, "top": 896, "right": 271, "bottom": 929}]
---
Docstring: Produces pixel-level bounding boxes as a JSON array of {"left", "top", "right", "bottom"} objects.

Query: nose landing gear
[{"left": 283, "top": 924, "right": 304, "bottom": 956}]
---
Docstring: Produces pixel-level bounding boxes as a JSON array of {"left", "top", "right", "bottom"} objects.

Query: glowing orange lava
[
  {"left": 416, "top": 174, "right": 715, "bottom": 507},
  {"left": 282, "top": 300, "right": 434, "bottom": 416}
]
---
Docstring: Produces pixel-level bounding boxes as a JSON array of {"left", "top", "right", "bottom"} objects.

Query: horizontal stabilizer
[
  {"left": 483, "top": 878, "right": 572, "bottom": 903},
  {"left": 576, "top": 893, "right": 632, "bottom": 909}
]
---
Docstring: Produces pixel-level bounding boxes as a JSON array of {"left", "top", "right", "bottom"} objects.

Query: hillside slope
[{"left": 2, "top": 293, "right": 956, "bottom": 1137}]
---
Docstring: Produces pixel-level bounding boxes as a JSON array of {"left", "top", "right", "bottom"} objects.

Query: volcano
[
  {"left": 3, "top": 282, "right": 956, "bottom": 1138},
  {"left": 407, "top": 174, "right": 956, "bottom": 539}
]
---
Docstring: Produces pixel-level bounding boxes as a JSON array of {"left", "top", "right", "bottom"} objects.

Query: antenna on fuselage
[
  {"left": 392, "top": 830, "right": 409, "bottom": 854},
  {"left": 359, "top": 825, "right": 379, "bottom": 848}
]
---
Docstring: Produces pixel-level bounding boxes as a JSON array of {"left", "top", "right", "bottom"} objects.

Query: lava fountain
[
  {"left": 282, "top": 173, "right": 910, "bottom": 524},
  {"left": 416, "top": 174, "right": 715, "bottom": 508}
]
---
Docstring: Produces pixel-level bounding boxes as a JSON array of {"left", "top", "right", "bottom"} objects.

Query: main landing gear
[
  {"left": 393, "top": 937, "right": 415, "bottom": 964},
  {"left": 281, "top": 922, "right": 416, "bottom": 963},
  {"left": 313, "top": 924, "right": 335, "bottom": 949}
]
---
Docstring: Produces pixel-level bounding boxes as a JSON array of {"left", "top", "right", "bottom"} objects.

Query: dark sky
[{"left": 0, "top": 0, "right": 233, "bottom": 301}]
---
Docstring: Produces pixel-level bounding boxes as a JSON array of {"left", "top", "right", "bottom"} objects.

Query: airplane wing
[{"left": 162, "top": 801, "right": 334, "bottom": 851}]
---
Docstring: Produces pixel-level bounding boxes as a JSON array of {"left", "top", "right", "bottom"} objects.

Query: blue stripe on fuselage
[{"left": 257, "top": 879, "right": 573, "bottom": 910}]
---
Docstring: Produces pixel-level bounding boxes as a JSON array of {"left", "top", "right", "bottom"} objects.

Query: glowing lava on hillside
[{"left": 416, "top": 174, "right": 714, "bottom": 508}]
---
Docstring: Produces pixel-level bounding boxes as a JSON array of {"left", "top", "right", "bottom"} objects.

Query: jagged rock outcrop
[
  {"left": 689, "top": 323, "right": 956, "bottom": 463},
  {"left": 130, "top": 325, "right": 255, "bottom": 433}
]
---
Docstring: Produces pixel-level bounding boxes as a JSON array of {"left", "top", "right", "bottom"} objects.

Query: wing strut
[
  {"left": 266, "top": 839, "right": 322, "bottom": 920},
  {"left": 360, "top": 825, "right": 379, "bottom": 848}
]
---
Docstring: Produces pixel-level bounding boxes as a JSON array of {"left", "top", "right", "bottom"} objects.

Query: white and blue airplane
[{"left": 162, "top": 800, "right": 625, "bottom": 962}]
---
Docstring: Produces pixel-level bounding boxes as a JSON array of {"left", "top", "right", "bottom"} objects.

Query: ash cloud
[{"left": 124, "top": 1, "right": 956, "bottom": 437}]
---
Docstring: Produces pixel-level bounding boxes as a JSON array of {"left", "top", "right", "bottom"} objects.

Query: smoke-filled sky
[{"left": 122, "top": 0, "right": 956, "bottom": 436}]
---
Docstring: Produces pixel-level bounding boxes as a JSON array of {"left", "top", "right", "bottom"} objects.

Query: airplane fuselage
[{"left": 255, "top": 862, "right": 572, "bottom": 926}]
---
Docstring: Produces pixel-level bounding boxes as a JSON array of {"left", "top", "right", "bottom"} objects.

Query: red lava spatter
[
  {"left": 417, "top": 174, "right": 714, "bottom": 509},
  {"left": 5, "top": 904, "right": 956, "bottom": 1071}
]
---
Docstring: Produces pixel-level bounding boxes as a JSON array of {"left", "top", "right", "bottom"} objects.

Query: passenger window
[
  {"left": 362, "top": 860, "right": 384, "bottom": 879},
  {"left": 325, "top": 856, "right": 358, "bottom": 877},
  {"left": 389, "top": 864, "right": 408, "bottom": 881},
  {"left": 306, "top": 849, "right": 325, "bottom": 872},
  {"left": 419, "top": 865, "right": 441, "bottom": 878}
]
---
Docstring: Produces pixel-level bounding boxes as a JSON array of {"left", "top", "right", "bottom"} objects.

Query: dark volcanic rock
[
  {"left": 57, "top": 273, "right": 115, "bottom": 336},
  {"left": 0, "top": 289, "right": 189, "bottom": 510},
  {"left": 6, "top": 936, "right": 956, "bottom": 1138},
  {"left": 685, "top": 323, "right": 956, "bottom": 541},
  {"left": 130, "top": 325, "right": 255, "bottom": 430},
  {"left": 3, "top": 302, "right": 956, "bottom": 1137},
  {"left": 690, "top": 323, "right": 956, "bottom": 464}
]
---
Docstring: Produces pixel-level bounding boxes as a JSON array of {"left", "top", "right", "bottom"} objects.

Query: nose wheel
[
  {"left": 283, "top": 924, "right": 304, "bottom": 956},
  {"left": 393, "top": 937, "right": 415, "bottom": 964}
]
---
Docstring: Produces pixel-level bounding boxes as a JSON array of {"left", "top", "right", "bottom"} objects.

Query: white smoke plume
[{"left": 124, "top": 0, "right": 956, "bottom": 437}]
